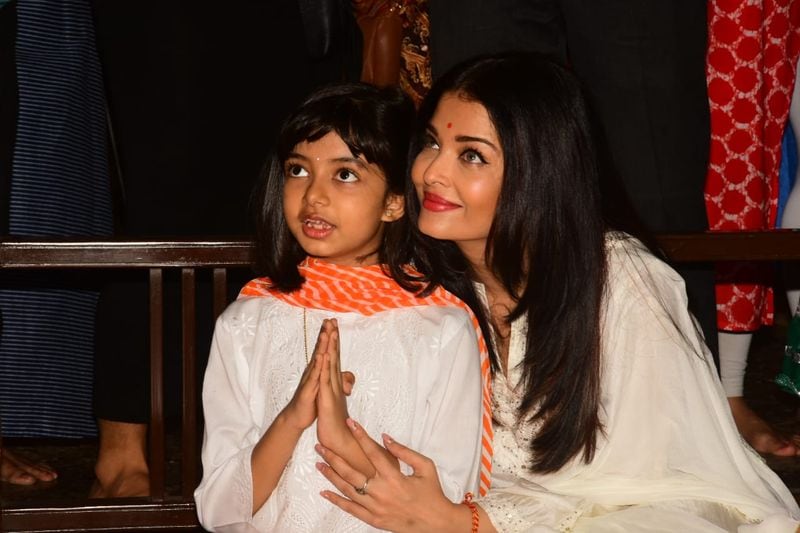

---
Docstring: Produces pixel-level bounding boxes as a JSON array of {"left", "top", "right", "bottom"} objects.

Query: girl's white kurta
[
  {"left": 194, "top": 297, "right": 483, "bottom": 532},
  {"left": 481, "top": 234, "right": 800, "bottom": 533}
]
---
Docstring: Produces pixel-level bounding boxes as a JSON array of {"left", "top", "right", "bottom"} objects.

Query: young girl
[{"left": 193, "top": 82, "right": 492, "bottom": 532}]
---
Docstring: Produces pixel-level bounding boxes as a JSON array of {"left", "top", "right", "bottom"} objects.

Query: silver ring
[{"left": 355, "top": 478, "right": 370, "bottom": 496}]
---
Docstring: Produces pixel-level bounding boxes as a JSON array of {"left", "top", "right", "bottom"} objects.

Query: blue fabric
[
  {"left": 0, "top": 0, "right": 113, "bottom": 437},
  {"left": 779, "top": 120, "right": 798, "bottom": 227}
]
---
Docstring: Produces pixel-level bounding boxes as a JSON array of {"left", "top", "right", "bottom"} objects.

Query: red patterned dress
[{"left": 705, "top": 0, "right": 800, "bottom": 331}]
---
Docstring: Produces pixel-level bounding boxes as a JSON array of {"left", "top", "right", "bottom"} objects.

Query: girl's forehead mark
[{"left": 447, "top": 122, "right": 453, "bottom": 129}]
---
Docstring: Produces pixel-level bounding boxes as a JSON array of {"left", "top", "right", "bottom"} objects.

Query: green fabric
[{"left": 776, "top": 313, "right": 800, "bottom": 395}]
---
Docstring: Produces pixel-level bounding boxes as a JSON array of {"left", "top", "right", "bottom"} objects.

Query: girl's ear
[{"left": 381, "top": 193, "right": 405, "bottom": 222}]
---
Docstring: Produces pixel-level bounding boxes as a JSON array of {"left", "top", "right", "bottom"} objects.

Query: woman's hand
[
  {"left": 280, "top": 319, "right": 329, "bottom": 431},
  {"left": 315, "top": 418, "right": 463, "bottom": 533},
  {"left": 316, "top": 319, "right": 353, "bottom": 450}
]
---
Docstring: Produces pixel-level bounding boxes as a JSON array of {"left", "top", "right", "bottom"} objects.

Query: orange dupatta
[{"left": 238, "top": 258, "right": 493, "bottom": 496}]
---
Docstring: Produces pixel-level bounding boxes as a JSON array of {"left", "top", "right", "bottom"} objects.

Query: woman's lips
[{"left": 422, "top": 192, "right": 460, "bottom": 212}]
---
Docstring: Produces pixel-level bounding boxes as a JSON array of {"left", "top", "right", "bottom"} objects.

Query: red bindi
[{"left": 447, "top": 122, "right": 452, "bottom": 128}]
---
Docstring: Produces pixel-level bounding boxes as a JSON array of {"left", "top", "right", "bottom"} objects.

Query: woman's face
[{"left": 411, "top": 93, "right": 504, "bottom": 261}]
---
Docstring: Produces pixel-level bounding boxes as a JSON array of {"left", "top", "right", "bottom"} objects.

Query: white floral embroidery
[{"left": 196, "top": 297, "right": 483, "bottom": 532}]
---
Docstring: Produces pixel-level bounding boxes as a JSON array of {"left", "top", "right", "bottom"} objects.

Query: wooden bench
[{"left": 1, "top": 230, "right": 799, "bottom": 532}]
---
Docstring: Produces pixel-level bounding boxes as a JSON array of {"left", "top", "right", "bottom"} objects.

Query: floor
[
  {"left": 737, "top": 308, "right": 800, "bottom": 501},
  {"left": 1, "top": 425, "right": 186, "bottom": 505},
  {"left": 3, "top": 304, "right": 800, "bottom": 510}
]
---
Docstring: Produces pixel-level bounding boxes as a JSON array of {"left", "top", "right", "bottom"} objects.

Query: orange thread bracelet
[{"left": 462, "top": 492, "right": 479, "bottom": 533}]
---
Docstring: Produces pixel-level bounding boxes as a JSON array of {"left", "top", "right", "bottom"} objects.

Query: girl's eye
[
  {"left": 335, "top": 169, "right": 359, "bottom": 183},
  {"left": 286, "top": 164, "right": 308, "bottom": 178},
  {"left": 461, "top": 148, "right": 487, "bottom": 164}
]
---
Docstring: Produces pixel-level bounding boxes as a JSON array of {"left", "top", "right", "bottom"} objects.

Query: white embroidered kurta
[
  {"left": 481, "top": 234, "right": 800, "bottom": 533},
  {"left": 194, "top": 297, "right": 483, "bottom": 532}
]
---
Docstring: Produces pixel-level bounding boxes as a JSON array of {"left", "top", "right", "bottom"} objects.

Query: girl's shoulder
[
  {"left": 216, "top": 278, "right": 283, "bottom": 322},
  {"left": 237, "top": 276, "right": 275, "bottom": 299}
]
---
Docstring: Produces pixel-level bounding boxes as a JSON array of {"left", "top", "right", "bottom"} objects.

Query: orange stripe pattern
[{"left": 239, "top": 258, "right": 493, "bottom": 496}]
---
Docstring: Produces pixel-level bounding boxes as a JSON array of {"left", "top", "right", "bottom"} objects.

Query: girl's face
[
  {"left": 411, "top": 93, "right": 504, "bottom": 261},
  {"left": 283, "top": 131, "right": 404, "bottom": 266}
]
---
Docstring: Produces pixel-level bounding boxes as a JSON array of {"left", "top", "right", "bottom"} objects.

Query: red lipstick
[{"left": 422, "top": 192, "right": 460, "bottom": 212}]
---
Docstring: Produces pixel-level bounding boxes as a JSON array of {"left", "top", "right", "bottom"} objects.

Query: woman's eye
[
  {"left": 462, "top": 148, "right": 487, "bottom": 164},
  {"left": 286, "top": 164, "right": 308, "bottom": 178},
  {"left": 422, "top": 134, "right": 440, "bottom": 150},
  {"left": 336, "top": 169, "right": 359, "bottom": 183}
]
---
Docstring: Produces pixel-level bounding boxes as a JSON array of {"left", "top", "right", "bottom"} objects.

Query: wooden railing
[
  {"left": 1, "top": 230, "right": 799, "bottom": 532},
  {"left": 0, "top": 238, "right": 253, "bottom": 533}
]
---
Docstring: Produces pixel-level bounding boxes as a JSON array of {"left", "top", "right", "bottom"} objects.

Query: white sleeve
[
  {"left": 193, "top": 309, "right": 259, "bottom": 531},
  {"left": 412, "top": 311, "right": 484, "bottom": 502}
]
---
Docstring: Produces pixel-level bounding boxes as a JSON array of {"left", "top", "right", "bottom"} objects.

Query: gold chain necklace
[{"left": 303, "top": 307, "right": 309, "bottom": 364}]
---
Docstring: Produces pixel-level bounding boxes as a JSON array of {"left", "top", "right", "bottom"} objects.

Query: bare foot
[
  {"left": 89, "top": 419, "right": 150, "bottom": 498},
  {"left": 728, "top": 396, "right": 799, "bottom": 456},
  {"left": 1, "top": 447, "right": 57, "bottom": 485},
  {"left": 89, "top": 469, "right": 149, "bottom": 498}
]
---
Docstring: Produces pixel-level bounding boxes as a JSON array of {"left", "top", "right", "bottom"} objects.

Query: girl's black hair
[
  {"left": 410, "top": 51, "right": 613, "bottom": 473},
  {"left": 250, "top": 81, "right": 421, "bottom": 292}
]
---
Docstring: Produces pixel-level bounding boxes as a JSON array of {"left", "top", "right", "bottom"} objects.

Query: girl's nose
[{"left": 303, "top": 177, "right": 328, "bottom": 206}]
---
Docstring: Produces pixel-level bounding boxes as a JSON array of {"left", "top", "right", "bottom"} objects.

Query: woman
[{"left": 313, "top": 52, "right": 800, "bottom": 532}]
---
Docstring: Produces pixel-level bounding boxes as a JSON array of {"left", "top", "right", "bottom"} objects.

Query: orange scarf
[{"left": 239, "top": 258, "right": 493, "bottom": 496}]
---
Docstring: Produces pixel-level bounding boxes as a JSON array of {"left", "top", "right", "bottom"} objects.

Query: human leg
[
  {"left": 720, "top": 331, "right": 798, "bottom": 455},
  {"left": 704, "top": 0, "right": 800, "bottom": 454},
  {"left": 91, "top": 273, "right": 151, "bottom": 498},
  {"left": 89, "top": 419, "right": 149, "bottom": 498}
]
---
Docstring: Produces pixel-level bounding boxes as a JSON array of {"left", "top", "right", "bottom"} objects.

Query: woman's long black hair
[
  {"left": 250, "top": 81, "right": 421, "bottom": 292},
  {"left": 409, "top": 51, "right": 611, "bottom": 473}
]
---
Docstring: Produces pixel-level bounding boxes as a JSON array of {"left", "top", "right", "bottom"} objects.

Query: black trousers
[{"left": 428, "top": 0, "right": 719, "bottom": 362}]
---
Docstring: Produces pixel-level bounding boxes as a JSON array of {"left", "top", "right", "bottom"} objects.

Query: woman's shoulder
[
  {"left": 605, "top": 231, "right": 683, "bottom": 286},
  {"left": 603, "top": 231, "right": 689, "bottom": 315}
]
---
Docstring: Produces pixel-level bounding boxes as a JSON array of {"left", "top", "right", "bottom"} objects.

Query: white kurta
[
  {"left": 194, "top": 296, "right": 483, "bottom": 532},
  {"left": 480, "top": 234, "right": 800, "bottom": 532}
]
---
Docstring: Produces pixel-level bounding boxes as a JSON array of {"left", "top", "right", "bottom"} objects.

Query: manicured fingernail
[
  {"left": 382, "top": 433, "right": 394, "bottom": 444},
  {"left": 346, "top": 418, "right": 358, "bottom": 431},
  {"left": 315, "top": 462, "right": 326, "bottom": 471},
  {"left": 315, "top": 444, "right": 326, "bottom": 455},
  {"left": 321, "top": 491, "right": 331, "bottom": 500}
]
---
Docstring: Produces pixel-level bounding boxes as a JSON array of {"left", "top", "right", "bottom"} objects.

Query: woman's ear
[{"left": 381, "top": 193, "right": 405, "bottom": 222}]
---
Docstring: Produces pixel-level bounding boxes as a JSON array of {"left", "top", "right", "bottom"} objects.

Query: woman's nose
[{"left": 420, "top": 153, "right": 449, "bottom": 187}]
